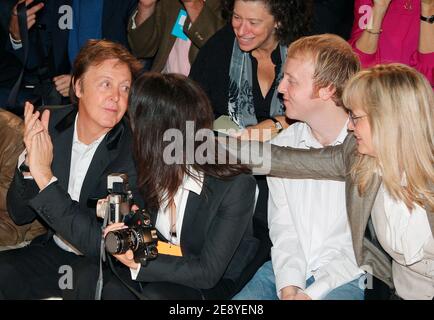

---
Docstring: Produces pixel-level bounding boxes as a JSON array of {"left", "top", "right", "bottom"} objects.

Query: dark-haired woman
[
  {"left": 102, "top": 73, "right": 258, "bottom": 300},
  {"left": 190, "top": 0, "right": 312, "bottom": 137}
]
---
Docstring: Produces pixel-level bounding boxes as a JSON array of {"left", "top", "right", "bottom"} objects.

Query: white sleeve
[
  {"left": 267, "top": 176, "right": 307, "bottom": 299},
  {"left": 130, "top": 10, "right": 138, "bottom": 29},
  {"left": 10, "top": 33, "right": 23, "bottom": 50},
  {"left": 303, "top": 252, "right": 364, "bottom": 300},
  {"left": 130, "top": 263, "right": 142, "bottom": 280}
]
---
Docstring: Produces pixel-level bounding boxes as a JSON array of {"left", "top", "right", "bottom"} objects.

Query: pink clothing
[
  {"left": 163, "top": 37, "right": 192, "bottom": 76},
  {"left": 349, "top": 0, "right": 434, "bottom": 87}
]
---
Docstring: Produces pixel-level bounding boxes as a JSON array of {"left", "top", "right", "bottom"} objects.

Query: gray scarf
[{"left": 228, "top": 40, "right": 287, "bottom": 128}]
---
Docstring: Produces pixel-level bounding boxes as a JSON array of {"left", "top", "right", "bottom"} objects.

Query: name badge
[{"left": 171, "top": 9, "right": 188, "bottom": 41}]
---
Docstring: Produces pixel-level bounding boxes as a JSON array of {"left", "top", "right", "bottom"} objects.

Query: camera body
[
  {"left": 96, "top": 174, "right": 133, "bottom": 224},
  {"left": 97, "top": 173, "right": 158, "bottom": 265},
  {"left": 105, "top": 210, "right": 159, "bottom": 265}
]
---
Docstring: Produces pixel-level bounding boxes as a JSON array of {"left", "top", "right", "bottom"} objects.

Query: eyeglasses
[{"left": 349, "top": 111, "right": 368, "bottom": 126}]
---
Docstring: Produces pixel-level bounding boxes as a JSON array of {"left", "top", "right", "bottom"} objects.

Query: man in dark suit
[
  {"left": 4, "top": 0, "right": 138, "bottom": 113},
  {"left": 0, "top": 39, "right": 143, "bottom": 299}
]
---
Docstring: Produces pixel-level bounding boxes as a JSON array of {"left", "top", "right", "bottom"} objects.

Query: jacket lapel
[
  {"left": 178, "top": 177, "right": 208, "bottom": 255},
  {"left": 51, "top": 108, "right": 76, "bottom": 192},
  {"left": 78, "top": 120, "right": 125, "bottom": 206}
]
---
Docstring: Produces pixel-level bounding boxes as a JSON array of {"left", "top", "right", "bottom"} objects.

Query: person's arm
[
  {"left": 348, "top": 0, "right": 390, "bottom": 66},
  {"left": 354, "top": 0, "right": 391, "bottom": 54},
  {"left": 303, "top": 251, "right": 363, "bottom": 300},
  {"left": 128, "top": 0, "right": 160, "bottom": 58},
  {"left": 267, "top": 176, "right": 307, "bottom": 299},
  {"left": 184, "top": 0, "right": 225, "bottom": 49},
  {"left": 222, "top": 133, "right": 355, "bottom": 179},
  {"left": 132, "top": 174, "right": 256, "bottom": 289}
]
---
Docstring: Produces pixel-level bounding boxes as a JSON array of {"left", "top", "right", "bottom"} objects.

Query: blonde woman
[{"left": 234, "top": 63, "right": 433, "bottom": 299}]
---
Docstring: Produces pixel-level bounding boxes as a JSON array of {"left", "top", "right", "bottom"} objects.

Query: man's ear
[
  {"left": 74, "top": 77, "right": 82, "bottom": 98},
  {"left": 318, "top": 84, "right": 336, "bottom": 101}
]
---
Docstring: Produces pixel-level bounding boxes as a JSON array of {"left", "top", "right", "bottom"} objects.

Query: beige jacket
[
  {"left": 128, "top": 0, "right": 226, "bottom": 72},
  {"left": 0, "top": 109, "right": 46, "bottom": 246},
  {"left": 234, "top": 133, "right": 434, "bottom": 289}
]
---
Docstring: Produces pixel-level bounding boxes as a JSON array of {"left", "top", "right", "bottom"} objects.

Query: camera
[
  {"left": 105, "top": 210, "right": 158, "bottom": 265},
  {"left": 96, "top": 174, "right": 133, "bottom": 224},
  {"left": 97, "top": 173, "right": 158, "bottom": 265}
]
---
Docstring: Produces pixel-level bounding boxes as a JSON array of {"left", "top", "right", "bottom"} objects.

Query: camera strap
[
  {"left": 94, "top": 211, "right": 146, "bottom": 300},
  {"left": 7, "top": 2, "right": 29, "bottom": 108}
]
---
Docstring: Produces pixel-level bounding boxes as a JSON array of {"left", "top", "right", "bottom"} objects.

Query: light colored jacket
[{"left": 235, "top": 133, "right": 434, "bottom": 289}]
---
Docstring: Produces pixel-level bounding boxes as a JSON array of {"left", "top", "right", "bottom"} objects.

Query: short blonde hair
[
  {"left": 343, "top": 64, "right": 434, "bottom": 210},
  {"left": 287, "top": 34, "right": 360, "bottom": 106}
]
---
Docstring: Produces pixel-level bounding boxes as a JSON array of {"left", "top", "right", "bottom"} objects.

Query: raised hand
[
  {"left": 9, "top": 0, "right": 45, "bottom": 41},
  {"left": 53, "top": 74, "right": 72, "bottom": 97},
  {"left": 28, "top": 123, "right": 53, "bottom": 190}
]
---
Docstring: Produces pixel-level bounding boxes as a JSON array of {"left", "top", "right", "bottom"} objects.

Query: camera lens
[{"left": 105, "top": 229, "right": 132, "bottom": 254}]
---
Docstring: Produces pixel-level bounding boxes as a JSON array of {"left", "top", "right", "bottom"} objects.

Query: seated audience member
[
  {"left": 0, "top": 40, "right": 143, "bottom": 299},
  {"left": 191, "top": 0, "right": 313, "bottom": 136},
  {"left": 128, "top": 0, "right": 225, "bottom": 75},
  {"left": 232, "top": 64, "right": 434, "bottom": 300},
  {"left": 2, "top": 0, "right": 138, "bottom": 114},
  {"left": 349, "top": 0, "right": 433, "bottom": 87},
  {"left": 99, "top": 73, "right": 258, "bottom": 300},
  {"left": 233, "top": 34, "right": 365, "bottom": 300},
  {"left": 0, "top": 109, "right": 46, "bottom": 247}
]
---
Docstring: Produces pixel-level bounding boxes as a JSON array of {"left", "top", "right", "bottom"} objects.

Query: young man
[
  {"left": 233, "top": 34, "right": 365, "bottom": 300},
  {"left": 0, "top": 39, "right": 143, "bottom": 299}
]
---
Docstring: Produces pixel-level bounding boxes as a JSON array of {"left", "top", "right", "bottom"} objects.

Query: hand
[
  {"left": 9, "top": 0, "right": 45, "bottom": 41},
  {"left": 280, "top": 285, "right": 299, "bottom": 300},
  {"left": 231, "top": 119, "right": 278, "bottom": 142},
  {"left": 28, "top": 123, "right": 54, "bottom": 190},
  {"left": 104, "top": 223, "right": 140, "bottom": 270},
  {"left": 280, "top": 285, "right": 312, "bottom": 300},
  {"left": 23, "top": 102, "right": 50, "bottom": 165},
  {"left": 53, "top": 74, "right": 72, "bottom": 97}
]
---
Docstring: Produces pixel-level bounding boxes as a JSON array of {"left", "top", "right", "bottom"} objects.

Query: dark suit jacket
[
  {"left": 9, "top": 0, "right": 137, "bottom": 77},
  {"left": 6, "top": 105, "right": 142, "bottom": 258},
  {"left": 0, "top": 1, "right": 21, "bottom": 88},
  {"left": 136, "top": 173, "right": 259, "bottom": 290}
]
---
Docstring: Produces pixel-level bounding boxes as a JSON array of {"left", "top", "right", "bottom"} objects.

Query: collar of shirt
[
  {"left": 298, "top": 119, "right": 349, "bottom": 149},
  {"left": 72, "top": 113, "right": 107, "bottom": 148},
  {"left": 156, "top": 168, "right": 204, "bottom": 245}
]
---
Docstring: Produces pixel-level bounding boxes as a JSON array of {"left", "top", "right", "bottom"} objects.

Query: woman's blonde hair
[{"left": 343, "top": 64, "right": 434, "bottom": 210}]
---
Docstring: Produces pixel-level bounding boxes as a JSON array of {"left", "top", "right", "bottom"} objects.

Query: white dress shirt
[
  {"left": 268, "top": 121, "right": 363, "bottom": 300},
  {"left": 130, "top": 168, "right": 204, "bottom": 279},
  {"left": 18, "top": 114, "right": 107, "bottom": 254},
  {"left": 371, "top": 183, "right": 434, "bottom": 299}
]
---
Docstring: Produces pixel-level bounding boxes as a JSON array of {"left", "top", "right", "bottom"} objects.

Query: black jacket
[
  {"left": 139, "top": 173, "right": 259, "bottom": 290},
  {"left": 8, "top": 0, "right": 137, "bottom": 77},
  {"left": 7, "top": 105, "right": 142, "bottom": 258}
]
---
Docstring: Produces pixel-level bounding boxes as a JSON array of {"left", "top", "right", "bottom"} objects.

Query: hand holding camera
[{"left": 97, "top": 174, "right": 158, "bottom": 268}]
